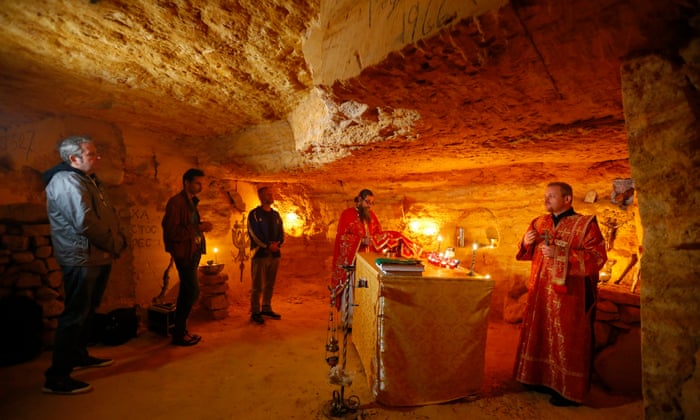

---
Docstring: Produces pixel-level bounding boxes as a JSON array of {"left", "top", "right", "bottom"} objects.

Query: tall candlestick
[
  {"left": 213, "top": 247, "right": 219, "bottom": 264},
  {"left": 469, "top": 242, "right": 478, "bottom": 275},
  {"left": 437, "top": 235, "right": 443, "bottom": 254}
]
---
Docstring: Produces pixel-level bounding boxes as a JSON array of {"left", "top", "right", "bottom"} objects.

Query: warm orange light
[
  {"left": 408, "top": 219, "right": 439, "bottom": 237},
  {"left": 284, "top": 211, "right": 304, "bottom": 237}
]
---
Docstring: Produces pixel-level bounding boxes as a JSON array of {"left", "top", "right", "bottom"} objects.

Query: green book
[{"left": 375, "top": 257, "right": 422, "bottom": 265}]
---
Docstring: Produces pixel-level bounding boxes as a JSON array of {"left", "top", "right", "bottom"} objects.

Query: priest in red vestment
[
  {"left": 514, "top": 182, "right": 607, "bottom": 406},
  {"left": 330, "top": 189, "right": 420, "bottom": 320}
]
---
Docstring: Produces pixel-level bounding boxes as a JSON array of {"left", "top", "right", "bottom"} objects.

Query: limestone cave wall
[
  {"left": 0, "top": 113, "right": 641, "bottom": 314},
  {"left": 622, "top": 46, "right": 700, "bottom": 418},
  {"left": 0, "top": 0, "right": 698, "bottom": 417}
]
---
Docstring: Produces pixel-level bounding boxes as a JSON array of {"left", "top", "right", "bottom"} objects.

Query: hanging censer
[
  {"left": 325, "top": 285, "right": 340, "bottom": 367},
  {"left": 322, "top": 263, "right": 361, "bottom": 418}
]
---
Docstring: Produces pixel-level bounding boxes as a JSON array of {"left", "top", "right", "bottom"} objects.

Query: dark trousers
[
  {"left": 46, "top": 264, "right": 111, "bottom": 379},
  {"left": 173, "top": 255, "right": 201, "bottom": 337},
  {"left": 250, "top": 256, "right": 279, "bottom": 314}
]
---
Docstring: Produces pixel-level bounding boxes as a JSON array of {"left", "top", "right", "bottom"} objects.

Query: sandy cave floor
[{"left": 0, "top": 277, "right": 642, "bottom": 420}]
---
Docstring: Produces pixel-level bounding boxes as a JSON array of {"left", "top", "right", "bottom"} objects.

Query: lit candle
[
  {"left": 437, "top": 235, "right": 443, "bottom": 254},
  {"left": 213, "top": 247, "right": 219, "bottom": 264}
]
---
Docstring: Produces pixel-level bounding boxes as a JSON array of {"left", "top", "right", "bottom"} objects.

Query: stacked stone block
[
  {"left": 593, "top": 285, "right": 642, "bottom": 396},
  {"left": 198, "top": 272, "right": 229, "bottom": 320},
  {"left": 0, "top": 221, "right": 63, "bottom": 347}
]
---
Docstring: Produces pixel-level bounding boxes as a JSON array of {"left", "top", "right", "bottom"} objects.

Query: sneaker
[
  {"left": 73, "top": 356, "right": 114, "bottom": 371},
  {"left": 43, "top": 377, "right": 92, "bottom": 395},
  {"left": 172, "top": 333, "right": 201, "bottom": 346},
  {"left": 260, "top": 310, "right": 281, "bottom": 320},
  {"left": 250, "top": 313, "right": 265, "bottom": 324}
]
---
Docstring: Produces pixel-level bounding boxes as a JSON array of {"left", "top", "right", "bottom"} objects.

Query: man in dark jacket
[
  {"left": 43, "top": 135, "right": 127, "bottom": 395},
  {"left": 247, "top": 186, "right": 284, "bottom": 324},
  {"left": 162, "top": 168, "right": 212, "bottom": 346}
]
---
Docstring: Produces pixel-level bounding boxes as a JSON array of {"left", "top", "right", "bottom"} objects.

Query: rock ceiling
[{"left": 0, "top": 0, "right": 694, "bottom": 188}]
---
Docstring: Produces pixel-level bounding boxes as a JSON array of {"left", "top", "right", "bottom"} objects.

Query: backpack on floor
[
  {"left": 93, "top": 307, "right": 138, "bottom": 346},
  {"left": 0, "top": 295, "right": 43, "bottom": 366}
]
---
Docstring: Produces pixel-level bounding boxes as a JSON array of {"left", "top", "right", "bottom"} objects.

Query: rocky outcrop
[
  {"left": 0, "top": 215, "right": 63, "bottom": 348},
  {"left": 622, "top": 43, "right": 700, "bottom": 420},
  {"left": 0, "top": 0, "right": 697, "bottom": 416}
]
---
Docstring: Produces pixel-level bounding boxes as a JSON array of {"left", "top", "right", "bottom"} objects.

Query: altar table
[{"left": 353, "top": 252, "right": 495, "bottom": 406}]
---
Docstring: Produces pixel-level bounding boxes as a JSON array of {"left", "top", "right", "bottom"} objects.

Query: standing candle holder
[{"left": 467, "top": 243, "right": 478, "bottom": 276}]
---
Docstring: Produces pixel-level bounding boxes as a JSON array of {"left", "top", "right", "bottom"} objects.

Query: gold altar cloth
[{"left": 353, "top": 252, "right": 495, "bottom": 406}]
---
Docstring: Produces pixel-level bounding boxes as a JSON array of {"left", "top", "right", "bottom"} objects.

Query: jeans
[
  {"left": 173, "top": 254, "right": 201, "bottom": 337},
  {"left": 250, "top": 256, "right": 279, "bottom": 314},
  {"left": 45, "top": 264, "right": 111, "bottom": 379}
]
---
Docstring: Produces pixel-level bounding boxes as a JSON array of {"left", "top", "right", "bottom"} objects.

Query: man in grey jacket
[{"left": 42, "top": 135, "right": 126, "bottom": 395}]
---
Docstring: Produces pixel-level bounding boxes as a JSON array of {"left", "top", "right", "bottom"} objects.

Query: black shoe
[
  {"left": 549, "top": 394, "right": 581, "bottom": 407},
  {"left": 523, "top": 384, "right": 552, "bottom": 395},
  {"left": 260, "top": 310, "right": 281, "bottom": 320},
  {"left": 251, "top": 313, "right": 265, "bottom": 324},
  {"left": 172, "top": 333, "right": 201, "bottom": 346},
  {"left": 73, "top": 356, "right": 114, "bottom": 371},
  {"left": 43, "top": 377, "right": 92, "bottom": 394}
]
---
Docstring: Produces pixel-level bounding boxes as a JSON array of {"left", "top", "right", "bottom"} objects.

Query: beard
[{"left": 358, "top": 206, "right": 371, "bottom": 222}]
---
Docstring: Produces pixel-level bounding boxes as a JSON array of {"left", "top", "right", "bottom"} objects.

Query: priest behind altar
[
  {"left": 514, "top": 181, "right": 607, "bottom": 407},
  {"left": 330, "top": 189, "right": 420, "bottom": 329}
]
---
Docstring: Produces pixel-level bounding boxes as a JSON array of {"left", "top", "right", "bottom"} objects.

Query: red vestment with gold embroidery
[
  {"left": 330, "top": 207, "right": 420, "bottom": 307},
  {"left": 514, "top": 212, "right": 607, "bottom": 403}
]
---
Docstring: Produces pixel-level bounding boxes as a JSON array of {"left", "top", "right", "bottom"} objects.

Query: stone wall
[
  {"left": 198, "top": 270, "right": 230, "bottom": 320},
  {"left": 622, "top": 45, "right": 700, "bottom": 418},
  {"left": 593, "top": 286, "right": 642, "bottom": 395},
  {"left": 0, "top": 206, "right": 63, "bottom": 347},
  {"left": 0, "top": 205, "right": 235, "bottom": 350}
]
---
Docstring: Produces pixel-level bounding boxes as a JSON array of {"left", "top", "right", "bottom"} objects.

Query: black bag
[
  {"left": 0, "top": 295, "right": 43, "bottom": 366},
  {"left": 92, "top": 307, "right": 138, "bottom": 346}
]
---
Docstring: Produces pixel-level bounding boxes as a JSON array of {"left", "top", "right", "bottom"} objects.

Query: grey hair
[{"left": 58, "top": 135, "right": 92, "bottom": 164}]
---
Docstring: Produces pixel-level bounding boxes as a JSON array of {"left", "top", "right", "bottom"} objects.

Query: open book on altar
[{"left": 375, "top": 257, "right": 425, "bottom": 275}]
